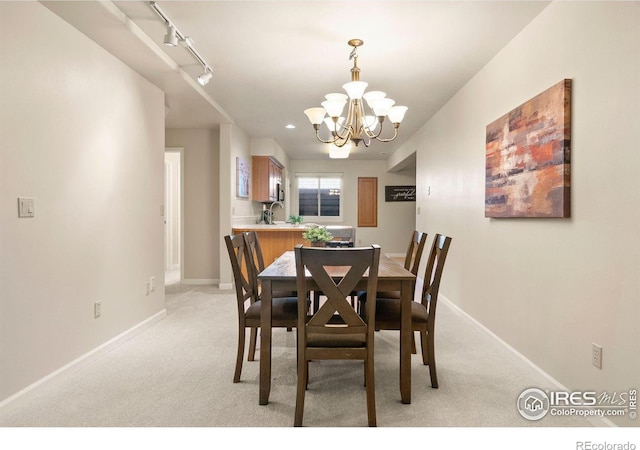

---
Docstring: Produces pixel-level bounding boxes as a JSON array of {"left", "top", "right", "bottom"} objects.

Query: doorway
[{"left": 164, "top": 149, "right": 183, "bottom": 285}]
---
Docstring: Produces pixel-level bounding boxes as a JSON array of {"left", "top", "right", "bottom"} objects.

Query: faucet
[{"left": 268, "top": 201, "right": 283, "bottom": 224}]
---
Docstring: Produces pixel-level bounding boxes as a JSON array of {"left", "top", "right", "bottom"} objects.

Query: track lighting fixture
[
  {"left": 163, "top": 24, "right": 178, "bottom": 47},
  {"left": 150, "top": 1, "right": 214, "bottom": 87}
]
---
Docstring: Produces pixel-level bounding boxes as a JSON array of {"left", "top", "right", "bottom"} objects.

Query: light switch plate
[{"left": 18, "top": 197, "right": 34, "bottom": 218}]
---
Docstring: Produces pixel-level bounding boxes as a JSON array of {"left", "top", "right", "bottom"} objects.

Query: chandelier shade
[
  {"left": 303, "top": 39, "right": 407, "bottom": 148},
  {"left": 388, "top": 106, "right": 409, "bottom": 124},
  {"left": 329, "top": 145, "right": 351, "bottom": 159},
  {"left": 343, "top": 81, "right": 368, "bottom": 99},
  {"left": 303, "top": 107, "right": 327, "bottom": 125}
]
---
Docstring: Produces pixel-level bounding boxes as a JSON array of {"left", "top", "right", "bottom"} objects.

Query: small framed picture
[{"left": 236, "top": 157, "right": 250, "bottom": 198}]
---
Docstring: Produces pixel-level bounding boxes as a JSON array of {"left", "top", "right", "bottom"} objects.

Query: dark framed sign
[{"left": 385, "top": 185, "right": 416, "bottom": 202}]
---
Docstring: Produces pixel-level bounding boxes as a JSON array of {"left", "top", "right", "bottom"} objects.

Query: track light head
[
  {"left": 163, "top": 24, "right": 178, "bottom": 47},
  {"left": 197, "top": 70, "right": 213, "bottom": 86}
]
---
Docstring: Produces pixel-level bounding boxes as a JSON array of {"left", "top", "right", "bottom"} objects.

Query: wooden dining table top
[
  {"left": 259, "top": 250, "right": 415, "bottom": 282},
  {"left": 257, "top": 248, "right": 416, "bottom": 406}
]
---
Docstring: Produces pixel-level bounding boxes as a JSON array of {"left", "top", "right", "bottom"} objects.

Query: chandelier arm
[
  {"left": 332, "top": 118, "right": 350, "bottom": 137},
  {"left": 352, "top": 99, "right": 367, "bottom": 142},
  {"left": 373, "top": 125, "right": 400, "bottom": 143},
  {"left": 333, "top": 137, "right": 351, "bottom": 148},
  {"left": 362, "top": 120, "right": 382, "bottom": 139},
  {"left": 360, "top": 115, "right": 384, "bottom": 139},
  {"left": 344, "top": 101, "right": 357, "bottom": 139},
  {"left": 314, "top": 127, "right": 339, "bottom": 145},
  {"left": 359, "top": 100, "right": 383, "bottom": 139}
]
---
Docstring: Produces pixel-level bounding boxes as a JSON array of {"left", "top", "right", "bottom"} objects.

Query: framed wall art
[
  {"left": 385, "top": 185, "right": 416, "bottom": 202},
  {"left": 485, "top": 79, "right": 571, "bottom": 218},
  {"left": 236, "top": 157, "right": 250, "bottom": 198}
]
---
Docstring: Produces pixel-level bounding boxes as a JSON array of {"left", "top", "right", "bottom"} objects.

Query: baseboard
[
  {"left": 0, "top": 309, "right": 167, "bottom": 410},
  {"left": 182, "top": 278, "right": 218, "bottom": 285},
  {"left": 218, "top": 282, "right": 233, "bottom": 290},
  {"left": 439, "top": 294, "right": 615, "bottom": 427}
]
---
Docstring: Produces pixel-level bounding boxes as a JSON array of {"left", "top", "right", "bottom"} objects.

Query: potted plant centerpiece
[
  {"left": 288, "top": 215, "right": 303, "bottom": 226},
  {"left": 302, "top": 225, "right": 333, "bottom": 247}
]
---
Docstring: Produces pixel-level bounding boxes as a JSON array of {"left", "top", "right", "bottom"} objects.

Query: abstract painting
[{"left": 485, "top": 79, "right": 571, "bottom": 218}]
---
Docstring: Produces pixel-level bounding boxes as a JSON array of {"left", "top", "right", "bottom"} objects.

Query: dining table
[{"left": 257, "top": 249, "right": 416, "bottom": 405}]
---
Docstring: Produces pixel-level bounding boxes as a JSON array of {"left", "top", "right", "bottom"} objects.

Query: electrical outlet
[
  {"left": 150, "top": 276, "right": 156, "bottom": 292},
  {"left": 145, "top": 281, "right": 151, "bottom": 296},
  {"left": 592, "top": 343, "right": 602, "bottom": 369},
  {"left": 94, "top": 301, "right": 101, "bottom": 319}
]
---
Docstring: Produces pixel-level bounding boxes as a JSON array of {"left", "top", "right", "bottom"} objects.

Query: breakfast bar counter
[{"left": 231, "top": 225, "right": 354, "bottom": 265}]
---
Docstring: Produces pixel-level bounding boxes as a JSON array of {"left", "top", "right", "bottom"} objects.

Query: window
[{"left": 296, "top": 174, "right": 342, "bottom": 221}]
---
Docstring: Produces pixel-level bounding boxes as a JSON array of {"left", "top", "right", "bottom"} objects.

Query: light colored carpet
[{"left": 0, "top": 283, "right": 592, "bottom": 429}]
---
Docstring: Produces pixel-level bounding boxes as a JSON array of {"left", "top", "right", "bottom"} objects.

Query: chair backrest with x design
[
  {"left": 296, "top": 245, "right": 380, "bottom": 346},
  {"left": 293, "top": 244, "right": 381, "bottom": 426}
]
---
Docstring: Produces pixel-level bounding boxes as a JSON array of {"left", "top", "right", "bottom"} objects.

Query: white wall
[
  {"left": 288, "top": 159, "right": 416, "bottom": 254},
  {"left": 166, "top": 129, "right": 220, "bottom": 283},
  {"left": 0, "top": 3, "right": 166, "bottom": 402},
  {"left": 219, "top": 123, "right": 251, "bottom": 288},
  {"left": 404, "top": 1, "right": 639, "bottom": 426}
]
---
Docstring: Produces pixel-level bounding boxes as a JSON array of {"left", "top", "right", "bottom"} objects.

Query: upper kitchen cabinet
[{"left": 252, "top": 156, "right": 283, "bottom": 203}]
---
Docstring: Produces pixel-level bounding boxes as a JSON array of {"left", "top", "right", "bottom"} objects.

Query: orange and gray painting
[{"left": 485, "top": 79, "right": 571, "bottom": 218}]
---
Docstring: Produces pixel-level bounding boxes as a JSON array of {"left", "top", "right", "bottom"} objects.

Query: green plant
[
  {"left": 288, "top": 215, "right": 303, "bottom": 225},
  {"left": 302, "top": 225, "right": 333, "bottom": 243}
]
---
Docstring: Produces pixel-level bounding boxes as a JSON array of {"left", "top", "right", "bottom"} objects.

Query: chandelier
[{"left": 304, "top": 39, "right": 408, "bottom": 148}]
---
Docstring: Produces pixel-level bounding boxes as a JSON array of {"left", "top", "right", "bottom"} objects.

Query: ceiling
[{"left": 43, "top": 1, "right": 550, "bottom": 163}]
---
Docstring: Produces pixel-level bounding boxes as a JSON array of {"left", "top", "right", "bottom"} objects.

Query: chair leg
[
  {"left": 305, "top": 361, "right": 309, "bottom": 390},
  {"left": 294, "top": 357, "right": 308, "bottom": 427},
  {"left": 411, "top": 332, "right": 417, "bottom": 354},
  {"left": 365, "top": 354, "right": 377, "bottom": 427},
  {"left": 419, "top": 331, "right": 428, "bottom": 365},
  {"left": 421, "top": 330, "right": 438, "bottom": 388},
  {"left": 248, "top": 327, "right": 257, "bottom": 361},
  {"left": 233, "top": 327, "right": 245, "bottom": 383}
]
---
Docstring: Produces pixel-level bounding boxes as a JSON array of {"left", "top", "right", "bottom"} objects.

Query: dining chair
[
  {"left": 293, "top": 244, "right": 381, "bottom": 427},
  {"left": 243, "top": 230, "right": 296, "bottom": 299},
  {"left": 358, "top": 230, "right": 427, "bottom": 313},
  {"left": 224, "top": 233, "right": 299, "bottom": 383},
  {"left": 374, "top": 234, "right": 452, "bottom": 388},
  {"left": 389, "top": 230, "right": 427, "bottom": 295}
]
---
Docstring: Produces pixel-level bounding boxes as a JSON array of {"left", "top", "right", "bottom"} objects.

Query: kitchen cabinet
[{"left": 252, "top": 156, "right": 283, "bottom": 202}]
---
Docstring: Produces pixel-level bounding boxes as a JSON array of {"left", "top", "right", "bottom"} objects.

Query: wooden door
[{"left": 358, "top": 177, "right": 377, "bottom": 227}]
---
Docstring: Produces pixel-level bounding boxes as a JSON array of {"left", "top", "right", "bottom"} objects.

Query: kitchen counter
[
  {"left": 231, "top": 224, "right": 354, "bottom": 264},
  {"left": 232, "top": 224, "right": 353, "bottom": 231}
]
